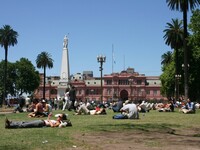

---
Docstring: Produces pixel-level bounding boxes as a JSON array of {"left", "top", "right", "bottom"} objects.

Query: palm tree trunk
[
  {"left": 43, "top": 66, "right": 46, "bottom": 99},
  {"left": 3, "top": 46, "right": 8, "bottom": 105},
  {"left": 183, "top": 4, "right": 189, "bottom": 101},
  {"left": 175, "top": 49, "right": 179, "bottom": 101}
]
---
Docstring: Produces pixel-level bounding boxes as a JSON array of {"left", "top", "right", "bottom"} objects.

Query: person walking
[
  {"left": 62, "top": 88, "right": 70, "bottom": 111},
  {"left": 68, "top": 86, "right": 76, "bottom": 111}
]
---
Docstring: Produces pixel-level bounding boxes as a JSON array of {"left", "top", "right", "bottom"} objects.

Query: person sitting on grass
[
  {"left": 157, "top": 100, "right": 174, "bottom": 112},
  {"left": 113, "top": 100, "right": 139, "bottom": 119},
  {"left": 75, "top": 102, "right": 90, "bottom": 115},
  {"left": 28, "top": 99, "right": 44, "bottom": 117},
  {"left": 5, "top": 113, "right": 72, "bottom": 129},
  {"left": 42, "top": 99, "right": 53, "bottom": 117},
  {"left": 180, "top": 98, "right": 196, "bottom": 114},
  {"left": 112, "top": 98, "right": 123, "bottom": 112},
  {"left": 26, "top": 99, "right": 37, "bottom": 112},
  {"left": 92, "top": 103, "right": 107, "bottom": 115}
]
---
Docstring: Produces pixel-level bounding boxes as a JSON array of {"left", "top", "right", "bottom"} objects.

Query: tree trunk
[
  {"left": 183, "top": 4, "right": 189, "bottom": 101},
  {"left": 3, "top": 46, "right": 8, "bottom": 105},
  {"left": 43, "top": 67, "right": 46, "bottom": 99}
]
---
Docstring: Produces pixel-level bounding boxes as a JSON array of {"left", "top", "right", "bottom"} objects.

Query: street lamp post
[
  {"left": 182, "top": 64, "right": 189, "bottom": 100},
  {"left": 97, "top": 55, "right": 106, "bottom": 103},
  {"left": 175, "top": 74, "right": 181, "bottom": 101}
]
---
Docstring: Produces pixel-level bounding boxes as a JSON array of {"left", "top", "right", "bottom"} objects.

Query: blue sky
[{"left": 0, "top": 0, "right": 193, "bottom": 77}]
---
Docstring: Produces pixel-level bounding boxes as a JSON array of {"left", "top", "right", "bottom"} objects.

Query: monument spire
[
  {"left": 60, "top": 35, "right": 70, "bottom": 81},
  {"left": 58, "top": 35, "right": 70, "bottom": 98}
]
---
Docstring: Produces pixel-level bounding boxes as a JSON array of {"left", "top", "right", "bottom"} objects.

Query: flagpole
[
  {"left": 112, "top": 44, "right": 114, "bottom": 100},
  {"left": 112, "top": 44, "right": 114, "bottom": 73}
]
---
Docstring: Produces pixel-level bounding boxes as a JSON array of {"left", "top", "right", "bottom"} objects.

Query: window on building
[
  {"left": 87, "top": 82, "right": 90, "bottom": 84},
  {"left": 118, "top": 80, "right": 129, "bottom": 85},
  {"left": 106, "top": 80, "right": 112, "bottom": 85},
  {"left": 153, "top": 90, "right": 157, "bottom": 96},
  {"left": 154, "top": 82, "right": 157, "bottom": 84},
  {"left": 94, "top": 82, "right": 96, "bottom": 84},
  {"left": 138, "top": 89, "right": 142, "bottom": 96},
  {"left": 50, "top": 89, "right": 57, "bottom": 94},
  {"left": 78, "top": 90, "right": 82, "bottom": 95},
  {"left": 146, "top": 90, "right": 150, "bottom": 95},
  {"left": 107, "top": 89, "right": 111, "bottom": 95},
  {"left": 86, "top": 89, "right": 89, "bottom": 95},
  {"left": 137, "top": 80, "right": 142, "bottom": 85}
]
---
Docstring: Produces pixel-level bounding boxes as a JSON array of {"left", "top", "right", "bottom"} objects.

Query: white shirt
[
  {"left": 64, "top": 92, "right": 69, "bottom": 101},
  {"left": 121, "top": 103, "right": 139, "bottom": 119}
]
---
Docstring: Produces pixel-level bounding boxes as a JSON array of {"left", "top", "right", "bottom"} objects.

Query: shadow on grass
[
  {"left": 87, "top": 122, "right": 182, "bottom": 135},
  {"left": 87, "top": 122, "right": 200, "bottom": 138},
  {"left": 0, "top": 145, "right": 28, "bottom": 150}
]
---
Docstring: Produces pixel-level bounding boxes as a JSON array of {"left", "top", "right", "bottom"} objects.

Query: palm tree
[
  {"left": 166, "top": 0, "right": 200, "bottom": 100},
  {"left": 163, "top": 18, "right": 184, "bottom": 76},
  {"left": 161, "top": 51, "right": 173, "bottom": 66},
  {"left": 36, "top": 51, "right": 53, "bottom": 99},
  {"left": 0, "top": 25, "right": 18, "bottom": 105}
]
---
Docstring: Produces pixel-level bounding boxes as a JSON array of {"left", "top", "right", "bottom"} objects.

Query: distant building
[
  {"left": 83, "top": 71, "right": 93, "bottom": 78},
  {"left": 34, "top": 67, "right": 166, "bottom": 102}
]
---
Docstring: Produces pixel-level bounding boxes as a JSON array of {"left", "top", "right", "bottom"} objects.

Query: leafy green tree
[
  {"left": 0, "top": 61, "right": 16, "bottom": 104},
  {"left": 166, "top": 0, "right": 200, "bottom": 100},
  {"left": 160, "top": 61, "right": 176, "bottom": 98},
  {"left": 0, "top": 59, "right": 40, "bottom": 104},
  {"left": 161, "top": 9, "right": 200, "bottom": 102},
  {"left": 36, "top": 52, "right": 53, "bottom": 99},
  {"left": 6, "top": 62, "right": 17, "bottom": 96},
  {"left": 0, "top": 25, "right": 18, "bottom": 104},
  {"left": 163, "top": 18, "right": 184, "bottom": 100},
  {"left": 188, "top": 9, "right": 200, "bottom": 101},
  {"left": 15, "top": 58, "right": 40, "bottom": 96}
]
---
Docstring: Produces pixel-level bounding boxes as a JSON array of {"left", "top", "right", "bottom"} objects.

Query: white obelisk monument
[{"left": 57, "top": 35, "right": 70, "bottom": 98}]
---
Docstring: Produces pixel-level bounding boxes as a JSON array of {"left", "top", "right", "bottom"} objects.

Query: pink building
[{"left": 34, "top": 67, "right": 166, "bottom": 102}]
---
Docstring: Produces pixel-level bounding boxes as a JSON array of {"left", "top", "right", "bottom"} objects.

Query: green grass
[{"left": 0, "top": 108, "right": 200, "bottom": 150}]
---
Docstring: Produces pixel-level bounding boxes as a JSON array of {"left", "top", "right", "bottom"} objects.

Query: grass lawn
[{"left": 0, "top": 108, "right": 200, "bottom": 150}]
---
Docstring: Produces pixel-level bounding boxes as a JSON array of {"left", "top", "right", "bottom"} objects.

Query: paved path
[
  {"left": 0, "top": 108, "right": 13, "bottom": 114},
  {"left": 0, "top": 111, "right": 13, "bottom": 114}
]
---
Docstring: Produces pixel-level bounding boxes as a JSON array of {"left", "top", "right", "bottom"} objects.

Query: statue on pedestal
[{"left": 63, "top": 35, "right": 68, "bottom": 48}]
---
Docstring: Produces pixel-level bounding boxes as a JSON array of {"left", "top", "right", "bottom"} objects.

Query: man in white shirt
[{"left": 113, "top": 100, "right": 139, "bottom": 119}]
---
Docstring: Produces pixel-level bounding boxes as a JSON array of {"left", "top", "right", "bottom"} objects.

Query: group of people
[
  {"left": 5, "top": 85, "right": 77, "bottom": 129},
  {"left": 111, "top": 97, "right": 197, "bottom": 119},
  {"left": 5, "top": 84, "right": 198, "bottom": 129},
  {"left": 27, "top": 99, "right": 52, "bottom": 118}
]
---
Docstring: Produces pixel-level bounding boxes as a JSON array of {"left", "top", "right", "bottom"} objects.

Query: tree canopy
[{"left": 161, "top": 9, "right": 200, "bottom": 102}]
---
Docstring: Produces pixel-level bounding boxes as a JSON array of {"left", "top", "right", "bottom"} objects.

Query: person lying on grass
[
  {"left": 5, "top": 113, "right": 72, "bottom": 129},
  {"left": 74, "top": 102, "right": 107, "bottom": 115}
]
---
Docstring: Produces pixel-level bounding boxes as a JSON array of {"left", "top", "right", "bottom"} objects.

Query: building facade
[{"left": 34, "top": 67, "right": 166, "bottom": 102}]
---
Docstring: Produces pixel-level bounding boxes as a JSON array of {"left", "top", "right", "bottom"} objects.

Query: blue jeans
[
  {"left": 112, "top": 106, "right": 120, "bottom": 112},
  {"left": 9, "top": 120, "right": 45, "bottom": 128},
  {"left": 113, "top": 114, "right": 128, "bottom": 119}
]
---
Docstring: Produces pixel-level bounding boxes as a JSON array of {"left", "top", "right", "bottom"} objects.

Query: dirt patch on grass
[{"left": 72, "top": 128, "right": 200, "bottom": 150}]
